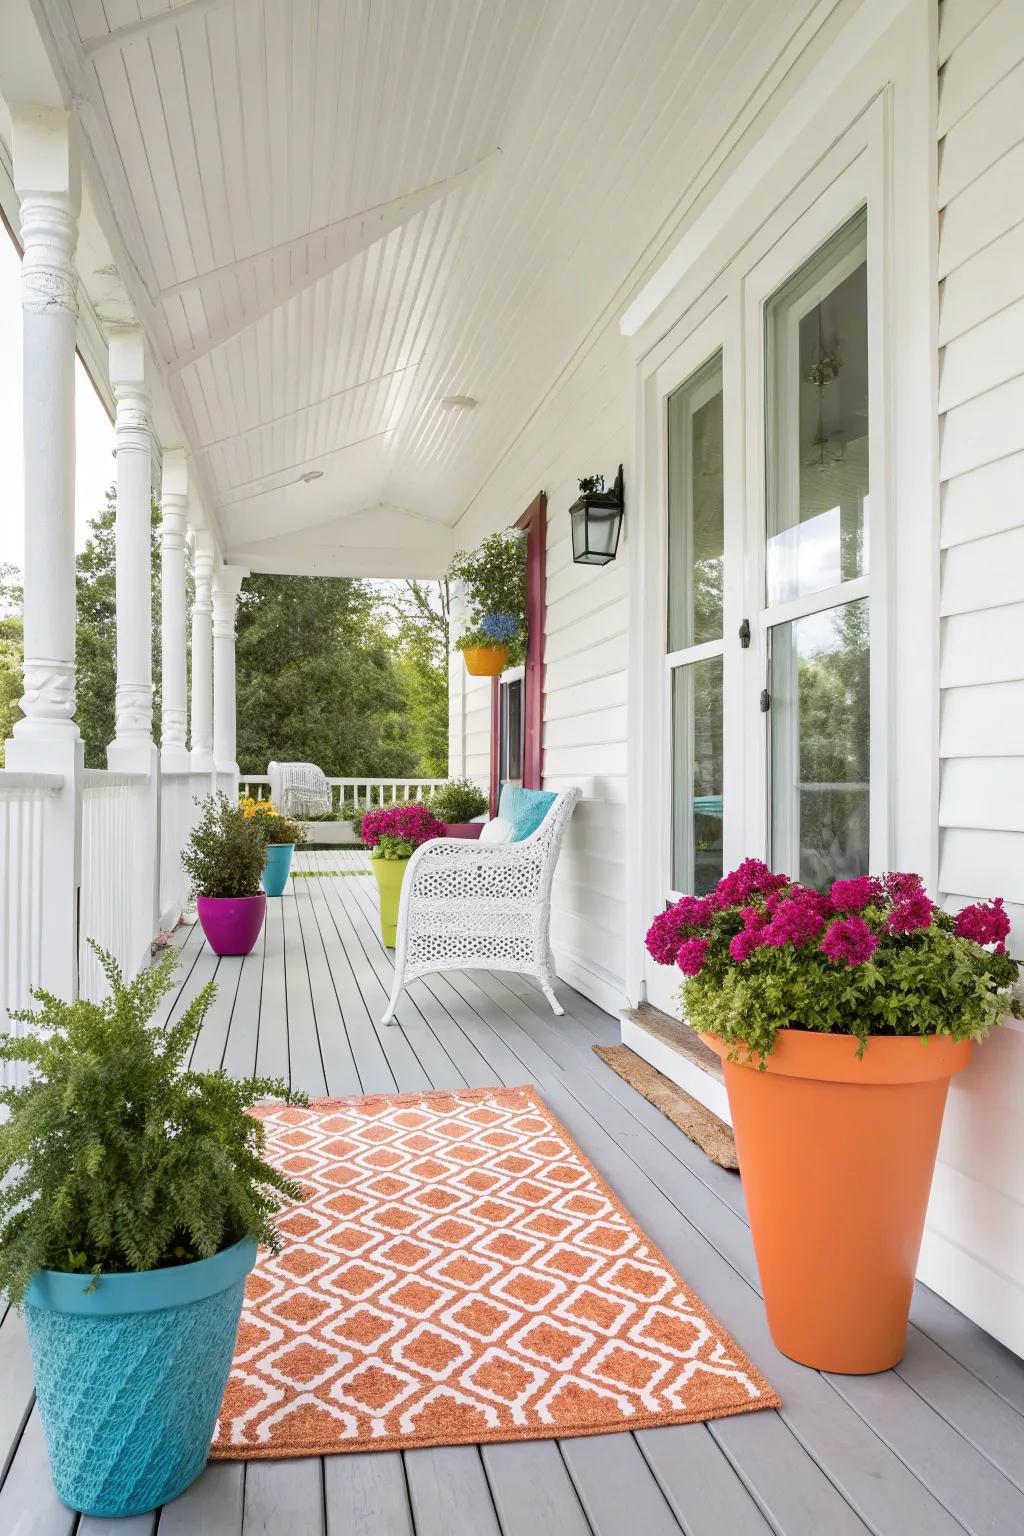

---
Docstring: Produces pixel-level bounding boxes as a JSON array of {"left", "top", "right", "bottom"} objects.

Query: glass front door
[{"left": 644, "top": 161, "right": 881, "bottom": 1016}]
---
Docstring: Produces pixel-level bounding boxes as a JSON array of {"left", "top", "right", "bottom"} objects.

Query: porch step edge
[{"left": 619, "top": 1004, "right": 732, "bottom": 1126}]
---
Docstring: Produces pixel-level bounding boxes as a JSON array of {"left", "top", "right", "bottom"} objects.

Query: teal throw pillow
[{"left": 497, "top": 786, "right": 557, "bottom": 842}]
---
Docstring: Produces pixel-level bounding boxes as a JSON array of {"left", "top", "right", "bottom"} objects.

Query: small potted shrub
[
  {"left": 183, "top": 794, "right": 268, "bottom": 955},
  {"left": 447, "top": 529, "right": 527, "bottom": 676},
  {"left": 429, "top": 778, "right": 489, "bottom": 839},
  {"left": 0, "top": 948, "right": 303, "bottom": 1518},
  {"left": 240, "top": 795, "right": 307, "bottom": 896},
  {"left": 647, "top": 862, "right": 1019, "bottom": 1373},
  {"left": 360, "top": 802, "right": 446, "bottom": 945}
]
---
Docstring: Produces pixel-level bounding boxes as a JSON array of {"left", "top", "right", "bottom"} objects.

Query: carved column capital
[{"left": 18, "top": 196, "right": 79, "bottom": 319}]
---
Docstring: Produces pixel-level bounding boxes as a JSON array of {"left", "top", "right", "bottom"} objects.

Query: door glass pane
[
  {"left": 667, "top": 354, "right": 724, "bottom": 649},
  {"left": 671, "top": 656, "right": 723, "bottom": 895},
  {"left": 766, "top": 210, "right": 868, "bottom": 606},
  {"left": 770, "top": 598, "right": 869, "bottom": 887}
]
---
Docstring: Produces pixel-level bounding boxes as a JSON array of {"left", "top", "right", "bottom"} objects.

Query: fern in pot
[
  {"left": 183, "top": 793, "right": 268, "bottom": 954},
  {"left": 0, "top": 949, "right": 303, "bottom": 1517}
]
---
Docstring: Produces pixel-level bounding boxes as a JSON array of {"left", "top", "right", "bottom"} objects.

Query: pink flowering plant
[
  {"left": 647, "top": 860, "right": 1019, "bottom": 1062},
  {"left": 359, "top": 803, "right": 446, "bottom": 861}
]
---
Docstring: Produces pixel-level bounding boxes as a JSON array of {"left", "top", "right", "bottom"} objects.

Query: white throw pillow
[{"left": 478, "top": 816, "right": 515, "bottom": 845}]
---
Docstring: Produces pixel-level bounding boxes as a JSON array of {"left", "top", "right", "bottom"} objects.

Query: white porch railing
[
  {"left": 239, "top": 775, "right": 447, "bottom": 813},
  {"left": 0, "top": 771, "right": 63, "bottom": 1087},
  {"left": 159, "top": 771, "right": 209, "bottom": 931},
  {"left": 79, "top": 770, "right": 156, "bottom": 1002}
]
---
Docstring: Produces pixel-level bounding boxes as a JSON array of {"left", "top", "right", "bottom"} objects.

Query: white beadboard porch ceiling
[{"left": 55, "top": 0, "right": 821, "bottom": 573}]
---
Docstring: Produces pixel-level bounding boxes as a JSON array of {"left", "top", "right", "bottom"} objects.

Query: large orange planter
[{"left": 701, "top": 1029, "right": 972, "bottom": 1373}]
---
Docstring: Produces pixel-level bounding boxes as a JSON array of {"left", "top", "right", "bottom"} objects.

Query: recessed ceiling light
[
  {"left": 440, "top": 394, "right": 477, "bottom": 410},
  {"left": 299, "top": 470, "right": 324, "bottom": 483}
]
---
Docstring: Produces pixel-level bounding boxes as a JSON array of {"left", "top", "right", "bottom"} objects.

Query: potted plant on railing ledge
[
  {"left": 428, "top": 777, "right": 489, "bottom": 839},
  {"left": 360, "top": 802, "right": 445, "bottom": 945},
  {"left": 0, "top": 948, "right": 303, "bottom": 1518},
  {"left": 647, "top": 862, "right": 1020, "bottom": 1374},
  {"left": 240, "top": 795, "right": 307, "bottom": 896},
  {"left": 183, "top": 794, "right": 269, "bottom": 955},
  {"left": 447, "top": 528, "right": 527, "bottom": 677}
]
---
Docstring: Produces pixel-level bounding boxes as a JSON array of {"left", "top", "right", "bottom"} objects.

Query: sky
[{"left": 0, "top": 224, "right": 117, "bottom": 574}]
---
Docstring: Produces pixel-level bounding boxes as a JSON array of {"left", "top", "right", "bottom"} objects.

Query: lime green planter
[{"left": 371, "top": 856, "right": 409, "bottom": 946}]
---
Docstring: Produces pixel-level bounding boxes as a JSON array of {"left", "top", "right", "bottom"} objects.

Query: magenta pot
[
  {"left": 197, "top": 894, "right": 266, "bottom": 956},
  {"left": 442, "top": 822, "right": 483, "bottom": 840}
]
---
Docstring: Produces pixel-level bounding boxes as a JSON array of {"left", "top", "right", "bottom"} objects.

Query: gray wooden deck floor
[{"left": 3, "top": 849, "right": 1024, "bottom": 1535}]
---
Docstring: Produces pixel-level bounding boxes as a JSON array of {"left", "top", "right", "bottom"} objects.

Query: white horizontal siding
[
  {"left": 940, "top": 606, "right": 1024, "bottom": 687},
  {"left": 940, "top": 526, "right": 1024, "bottom": 615},
  {"left": 939, "top": 757, "right": 1024, "bottom": 830},
  {"left": 924, "top": 0, "right": 1024, "bottom": 1363},
  {"left": 940, "top": 448, "right": 1024, "bottom": 546}
]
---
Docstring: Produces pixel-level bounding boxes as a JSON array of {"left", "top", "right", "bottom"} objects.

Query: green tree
[
  {"left": 0, "top": 565, "right": 23, "bottom": 767},
  {"left": 234, "top": 574, "right": 420, "bottom": 778},
  {"left": 75, "top": 488, "right": 162, "bottom": 768},
  {"left": 381, "top": 580, "right": 450, "bottom": 777}
]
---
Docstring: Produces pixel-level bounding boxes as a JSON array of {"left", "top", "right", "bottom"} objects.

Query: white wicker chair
[
  {"left": 267, "top": 761, "right": 332, "bottom": 818},
  {"left": 381, "top": 787, "right": 581, "bottom": 1024}
]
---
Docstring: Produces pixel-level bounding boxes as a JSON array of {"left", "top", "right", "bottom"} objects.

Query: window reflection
[
  {"left": 672, "top": 657, "right": 723, "bottom": 895},
  {"left": 667, "top": 355, "right": 724, "bottom": 649},
  {"left": 770, "top": 599, "right": 869, "bottom": 888},
  {"left": 766, "top": 211, "right": 869, "bottom": 606}
]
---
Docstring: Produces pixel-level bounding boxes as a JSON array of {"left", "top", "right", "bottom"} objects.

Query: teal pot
[
  {"left": 23, "top": 1237, "right": 256, "bottom": 1518},
  {"left": 261, "top": 841, "right": 295, "bottom": 896}
]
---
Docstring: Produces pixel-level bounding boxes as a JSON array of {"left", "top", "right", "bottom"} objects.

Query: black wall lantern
[{"left": 570, "top": 464, "right": 624, "bottom": 566}]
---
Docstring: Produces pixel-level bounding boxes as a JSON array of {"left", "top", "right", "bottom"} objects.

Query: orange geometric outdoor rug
[{"left": 212, "top": 1087, "right": 778, "bottom": 1458}]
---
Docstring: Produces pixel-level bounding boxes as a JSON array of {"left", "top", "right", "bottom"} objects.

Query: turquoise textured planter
[
  {"left": 24, "top": 1237, "right": 256, "bottom": 1518},
  {"left": 261, "top": 841, "right": 295, "bottom": 896}
]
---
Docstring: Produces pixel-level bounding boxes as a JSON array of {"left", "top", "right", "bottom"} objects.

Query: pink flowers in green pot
[
  {"left": 360, "top": 803, "right": 446, "bottom": 861},
  {"left": 646, "top": 860, "right": 1019, "bottom": 1062}
]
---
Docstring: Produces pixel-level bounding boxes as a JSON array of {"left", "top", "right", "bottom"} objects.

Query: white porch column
[
  {"left": 107, "top": 328, "right": 158, "bottom": 773},
  {"left": 190, "top": 532, "right": 215, "bottom": 774},
  {"left": 4, "top": 106, "right": 84, "bottom": 1002},
  {"left": 159, "top": 451, "right": 191, "bottom": 772},
  {"left": 212, "top": 565, "right": 247, "bottom": 782}
]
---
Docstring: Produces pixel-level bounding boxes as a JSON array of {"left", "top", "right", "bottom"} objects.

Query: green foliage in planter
[
  {"left": 0, "top": 948, "right": 305, "bottom": 1304},
  {"left": 447, "top": 530, "right": 527, "bottom": 665},
  {"left": 183, "top": 794, "right": 267, "bottom": 898},
  {"left": 428, "top": 778, "right": 488, "bottom": 824},
  {"left": 254, "top": 811, "right": 307, "bottom": 848}
]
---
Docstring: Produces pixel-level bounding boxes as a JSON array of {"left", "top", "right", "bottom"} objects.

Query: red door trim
[
  {"left": 517, "top": 492, "right": 547, "bottom": 791},
  {"left": 489, "top": 675, "right": 501, "bottom": 817},
  {"left": 489, "top": 491, "right": 547, "bottom": 815}
]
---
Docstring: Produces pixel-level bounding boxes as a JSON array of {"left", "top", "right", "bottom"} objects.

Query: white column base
[
  {"left": 107, "top": 736, "right": 157, "bottom": 774},
  {"left": 160, "top": 744, "right": 192, "bottom": 774}
]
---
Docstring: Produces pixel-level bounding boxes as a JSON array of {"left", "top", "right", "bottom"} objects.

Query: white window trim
[{"left": 624, "top": 0, "right": 939, "bottom": 1007}]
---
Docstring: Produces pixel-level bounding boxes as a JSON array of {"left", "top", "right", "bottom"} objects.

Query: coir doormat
[{"left": 212, "top": 1086, "right": 777, "bottom": 1457}]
